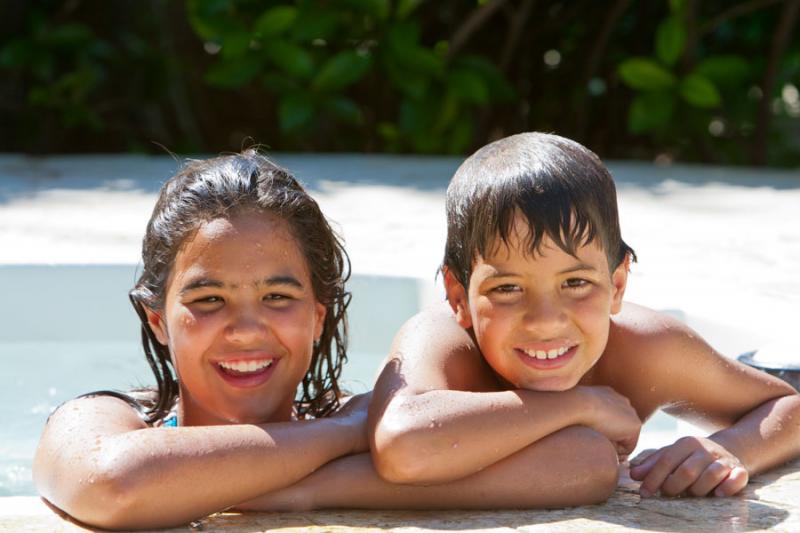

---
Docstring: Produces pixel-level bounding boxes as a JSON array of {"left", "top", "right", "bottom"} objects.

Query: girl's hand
[
  {"left": 629, "top": 436, "right": 749, "bottom": 497},
  {"left": 578, "top": 386, "right": 642, "bottom": 457},
  {"left": 333, "top": 392, "right": 372, "bottom": 454}
]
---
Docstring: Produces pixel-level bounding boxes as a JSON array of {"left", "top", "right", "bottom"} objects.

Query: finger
[
  {"left": 661, "top": 451, "right": 715, "bottom": 496},
  {"left": 629, "top": 449, "right": 663, "bottom": 480},
  {"left": 686, "top": 460, "right": 731, "bottom": 497},
  {"left": 637, "top": 444, "right": 695, "bottom": 497},
  {"left": 714, "top": 466, "right": 749, "bottom": 497},
  {"left": 630, "top": 448, "right": 659, "bottom": 467}
]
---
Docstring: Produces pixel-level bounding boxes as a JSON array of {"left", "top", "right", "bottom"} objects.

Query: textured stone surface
[{"left": 3, "top": 460, "right": 798, "bottom": 532}]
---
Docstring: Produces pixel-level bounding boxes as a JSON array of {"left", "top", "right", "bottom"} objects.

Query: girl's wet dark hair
[
  {"left": 443, "top": 132, "right": 635, "bottom": 287},
  {"left": 126, "top": 150, "right": 350, "bottom": 423}
]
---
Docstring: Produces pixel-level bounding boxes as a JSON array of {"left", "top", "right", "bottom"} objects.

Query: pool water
[{"left": 1, "top": 265, "right": 723, "bottom": 496}]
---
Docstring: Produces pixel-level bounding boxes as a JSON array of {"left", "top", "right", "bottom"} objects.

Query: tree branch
[
  {"left": 448, "top": 0, "right": 509, "bottom": 59},
  {"left": 699, "top": 0, "right": 783, "bottom": 36}
]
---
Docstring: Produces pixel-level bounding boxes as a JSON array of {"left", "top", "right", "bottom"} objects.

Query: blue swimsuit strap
[{"left": 162, "top": 414, "right": 178, "bottom": 427}]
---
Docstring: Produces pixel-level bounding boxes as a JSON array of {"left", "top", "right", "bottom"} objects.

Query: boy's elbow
[
  {"left": 560, "top": 426, "right": 619, "bottom": 506},
  {"left": 371, "top": 401, "right": 437, "bottom": 484}
]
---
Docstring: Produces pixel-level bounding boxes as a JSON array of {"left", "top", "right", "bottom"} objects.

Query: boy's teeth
[
  {"left": 219, "top": 359, "right": 273, "bottom": 373},
  {"left": 524, "top": 346, "right": 570, "bottom": 360}
]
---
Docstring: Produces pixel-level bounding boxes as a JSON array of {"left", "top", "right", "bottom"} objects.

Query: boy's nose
[{"left": 522, "top": 296, "right": 567, "bottom": 331}]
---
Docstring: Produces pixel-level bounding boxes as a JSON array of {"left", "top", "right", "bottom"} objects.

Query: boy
[{"left": 368, "top": 132, "right": 800, "bottom": 502}]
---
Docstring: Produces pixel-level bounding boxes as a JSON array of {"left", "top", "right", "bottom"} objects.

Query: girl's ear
[
  {"left": 610, "top": 253, "right": 630, "bottom": 315},
  {"left": 443, "top": 267, "right": 473, "bottom": 329},
  {"left": 312, "top": 301, "right": 326, "bottom": 343},
  {"left": 143, "top": 306, "right": 169, "bottom": 345}
]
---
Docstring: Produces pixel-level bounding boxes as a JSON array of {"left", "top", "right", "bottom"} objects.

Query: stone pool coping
[{"left": 2, "top": 460, "right": 799, "bottom": 532}]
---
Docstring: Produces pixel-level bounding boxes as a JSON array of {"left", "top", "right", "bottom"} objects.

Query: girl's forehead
[{"left": 168, "top": 213, "right": 311, "bottom": 287}]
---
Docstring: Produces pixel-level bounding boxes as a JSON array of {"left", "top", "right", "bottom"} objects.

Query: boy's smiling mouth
[{"left": 515, "top": 343, "right": 578, "bottom": 369}]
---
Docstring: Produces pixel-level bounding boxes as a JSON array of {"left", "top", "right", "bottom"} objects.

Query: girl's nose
[{"left": 224, "top": 306, "right": 269, "bottom": 345}]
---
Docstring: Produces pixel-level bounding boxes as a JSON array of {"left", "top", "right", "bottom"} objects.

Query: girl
[
  {"left": 34, "top": 151, "right": 622, "bottom": 530},
  {"left": 33, "top": 151, "right": 368, "bottom": 529}
]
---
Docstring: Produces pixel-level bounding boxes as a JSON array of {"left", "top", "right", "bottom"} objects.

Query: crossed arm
[{"left": 33, "top": 394, "right": 367, "bottom": 530}]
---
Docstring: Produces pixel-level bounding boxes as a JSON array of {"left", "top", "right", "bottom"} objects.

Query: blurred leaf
[
  {"left": 694, "top": 55, "right": 750, "bottom": 86},
  {"left": 655, "top": 16, "right": 685, "bottom": 66},
  {"left": 628, "top": 91, "right": 675, "bottom": 133},
  {"left": 255, "top": 6, "right": 297, "bottom": 37},
  {"left": 386, "top": 21, "right": 421, "bottom": 50},
  {"left": 291, "top": 8, "right": 339, "bottom": 41},
  {"left": 434, "top": 91, "right": 459, "bottom": 132},
  {"left": 263, "top": 41, "right": 314, "bottom": 78},
  {"left": 618, "top": 58, "right": 676, "bottom": 90},
  {"left": 0, "top": 39, "right": 34, "bottom": 68},
  {"left": 186, "top": 0, "right": 232, "bottom": 40},
  {"left": 448, "top": 68, "right": 489, "bottom": 105},
  {"left": 312, "top": 50, "right": 372, "bottom": 92},
  {"left": 204, "top": 55, "right": 262, "bottom": 88},
  {"left": 220, "top": 31, "right": 251, "bottom": 59},
  {"left": 680, "top": 73, "right": 721, "bottom": 108},
  {"left": 339, "top": 0, "right": 391, "bottom": 19},
  {"left": 396, "top": 0, "right": 424, "bottom": 19},
  {"left": 456, "top": 55, "right": 515, "bottom": 101},
  {"left": 669, "top": 0, "right": 686, "bottom": 14},
  {"left": 325, "top": 96, "right": 363, "bottom": 124},
  {"left": 45, "top": 24, "right": 93, "bottom": 47},
  {"left": 383, "top": 56, "right": 428, "bottom": 98},
  {"left": 447, "top": 114, "right": 473, "bottom": 154},
  {"left": 278, "top": 93, "right": 315, "bottom": 131}
]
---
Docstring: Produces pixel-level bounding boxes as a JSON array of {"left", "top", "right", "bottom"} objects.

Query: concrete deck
[{"left": 2, "top": 460, "right": 800, "bottom": 532}]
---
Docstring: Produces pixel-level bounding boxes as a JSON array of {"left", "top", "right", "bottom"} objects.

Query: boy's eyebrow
[
  {"left": 559, "top": 263, "right": 599, "bottom": 274},
  {"left": 179, "top": 275, "right": 304, "bottom": 294}
]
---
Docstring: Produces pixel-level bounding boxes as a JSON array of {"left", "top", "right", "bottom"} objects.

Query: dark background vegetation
[{"left": 1, "top": 0, "right": 798, "bottom": 166}]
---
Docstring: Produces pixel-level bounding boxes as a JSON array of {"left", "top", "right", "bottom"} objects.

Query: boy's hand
[
  {"left": 629, "top": 436, "right": 748, "bottom": 497},
  {"left": 578, "top": 386, "right": 641, "bottom": 456}
]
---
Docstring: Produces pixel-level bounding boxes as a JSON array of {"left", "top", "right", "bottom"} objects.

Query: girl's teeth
[{"left": 219, "top": 359, "right": 273, "bottom": 373}]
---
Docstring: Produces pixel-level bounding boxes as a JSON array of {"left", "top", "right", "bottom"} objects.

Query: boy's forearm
[
  {"left": 710, "top": 393, "right": 800, "bottom": 475},
  {"left": 372, "top": 387, "right": 588, "bottom": 483}
]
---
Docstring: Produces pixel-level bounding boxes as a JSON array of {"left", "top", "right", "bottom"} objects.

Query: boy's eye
[
  {"left": 491, "top": 284, "right": 521, "bottom": 294},
  {"left": 563, "top": 278, "right": 589, "bottom": 289},
  {"left": 264, "top": 293, "right": 294, "bottom": 302},
  {"left": 194, "top": 295, "right": 222, "bottom": 304}
]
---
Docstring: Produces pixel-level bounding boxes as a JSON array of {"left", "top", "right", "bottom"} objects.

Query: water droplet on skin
[
  {"left": 452, "top": 443, "right": 459, "bottom": 448},
  {"left": 650, "top": 386, "right": 656, "bottom": 392}
]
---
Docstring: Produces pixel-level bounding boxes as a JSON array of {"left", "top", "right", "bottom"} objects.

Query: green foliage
[{"left": 185, "top": 0, "right": 513, "bottom": 153}]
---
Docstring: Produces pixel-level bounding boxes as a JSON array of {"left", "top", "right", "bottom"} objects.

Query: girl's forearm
[
  {"left": 241, "top": 426, "right": 619, "bottom": 512},
  {"left": 710, "top": 393, "right": 800, "bottom": 475},
  {"left": 372, "top": 388, "right": 587, "bottom": 484},
  {"left": 50, "top": 418, "right": 359, "bottom": 530}
]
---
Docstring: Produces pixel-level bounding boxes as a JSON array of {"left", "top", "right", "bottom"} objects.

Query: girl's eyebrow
[{"left": 179, "top": 275, "right": 305, "bottom": 294}]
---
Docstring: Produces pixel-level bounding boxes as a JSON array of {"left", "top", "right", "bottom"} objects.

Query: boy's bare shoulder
[{"left": 385, "top": 301, "right": 498, "bottom": 394}]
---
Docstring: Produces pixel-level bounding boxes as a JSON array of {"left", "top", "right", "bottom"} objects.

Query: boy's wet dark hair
[
  {"left": 124, "top": 150, "right": 350, "bottom": 423},
  {"left": 443, "top": 132, "right": 635, "bottom": 287}
]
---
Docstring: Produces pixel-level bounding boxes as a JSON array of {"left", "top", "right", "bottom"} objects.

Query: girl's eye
[
  {"left": 264, "top": 293, "right": 293, "bottom": 302},
  {"left": 563, "top": 278, "right": 589, "bottom": 289}
]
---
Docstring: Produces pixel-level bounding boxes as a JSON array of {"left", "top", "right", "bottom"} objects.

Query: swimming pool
[{"left": 1, "top": 264, "right": 743, "bottom": 496}]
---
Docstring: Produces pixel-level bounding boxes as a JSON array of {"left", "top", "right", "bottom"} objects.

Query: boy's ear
[
  {"left": 143, "top": 306, "right": 169, "bottom": 345},
  {"left": 443, "top": 267, "right": 473, "bottom": 329},
  {"left": 610, "top": 253, "right": 630, "bottom": 314}
]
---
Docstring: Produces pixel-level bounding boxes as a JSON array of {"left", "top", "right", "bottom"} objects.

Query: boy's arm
[
  {"left": 238, "top": 426, "right": 620, "bottom": 512},
  {"left": 369, "top": 303, "right": 641, "bottom": 484},
  {"left": 614, "top": 305, "right": 800, "bottom": 496}
]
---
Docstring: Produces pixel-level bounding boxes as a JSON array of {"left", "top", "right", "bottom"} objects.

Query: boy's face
[{"left": 445, "top": 214, "right": 628, "bottom": 392}]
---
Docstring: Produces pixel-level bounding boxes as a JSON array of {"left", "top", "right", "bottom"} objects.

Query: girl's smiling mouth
[
  {"left": 213, "top": 356, "right": 280, "bottom": 388},
  {"left": 515, "top": 343, "right": 578, "bottom": 370}
]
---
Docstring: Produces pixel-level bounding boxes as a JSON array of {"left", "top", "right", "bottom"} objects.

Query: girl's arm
[
  {"left": 611, "top": 305, "right": 800, "bottom": 497},
  {"left": 33, "top": 393, "right": 368, "bottom": 530},
  {"left": 369, "top": 304, "right": 641, "bottom": 484},
  {"left": 238, "top": 425, "right": 620, "bottom": 512}
]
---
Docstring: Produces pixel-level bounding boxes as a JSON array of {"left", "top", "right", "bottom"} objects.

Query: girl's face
[{"left": 145, "top": 211, "right": 325, "bottom": 425}]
